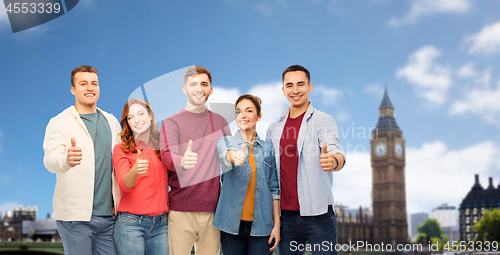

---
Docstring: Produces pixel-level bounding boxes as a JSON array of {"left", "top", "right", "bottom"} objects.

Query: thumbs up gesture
[
  {"left": 320, "top": 143, "right": 337, "bottom": 172},
  {"left": 133, "top": 150, "right": 149, "bottom": 175},
  {"left": 232, "top": 144, "right": 247, "bottom": 166},
  {"left": 67, "top": 137, "right": 82, "bottom": 167},
  {"left": 181, "top": 139, "right": 198, "bottom": 170}
]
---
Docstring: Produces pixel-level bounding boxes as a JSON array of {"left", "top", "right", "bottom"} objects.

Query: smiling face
[
  {"left": 182, "top": 73, "right": 213, "bottom": 112},
  {"left": 71, "top": 72, "right": 99, "bottom": 113},
  {"left": 235, "top": 99, "right": 261, "bottom": 132},
  {"left": 127, "top": 103, "right": 152, "bottom": 137},
  {"left": 282, "top": 71, "right": 313, "bottom": 111}
]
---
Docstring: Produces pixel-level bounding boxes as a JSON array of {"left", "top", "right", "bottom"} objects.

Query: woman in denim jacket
[{"left": 213, "top": 94, "right": 280, "bottom": 255}]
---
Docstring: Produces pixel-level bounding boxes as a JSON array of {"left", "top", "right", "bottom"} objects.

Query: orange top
[
  {"left": 241, "top": 144, "right": 256, "bottom": 221},
  {"left": 112, "top": 142, "right": 169, "bottom": 216}
]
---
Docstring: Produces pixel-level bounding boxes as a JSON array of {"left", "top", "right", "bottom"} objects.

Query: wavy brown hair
[{"left": 119, "top": 98, "right": 161, "bottom": 159}]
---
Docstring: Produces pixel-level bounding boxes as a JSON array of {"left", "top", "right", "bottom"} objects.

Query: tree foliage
[
  {"left": 474, "top": 209, "right": 500, "bottom": 242},
  {"left": 417, "top": 218, "right": 445, "bottom": 239}
]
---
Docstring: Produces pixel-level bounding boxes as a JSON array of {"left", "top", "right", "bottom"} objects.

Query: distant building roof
[{"left": 459, "top": 174, "right": 500, "bottom": 209}]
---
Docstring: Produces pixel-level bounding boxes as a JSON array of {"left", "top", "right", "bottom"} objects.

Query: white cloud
[
  {"left": 387, "top": 0, "right": 470, "bottom": 26},
  {"left": 406, "top": 140, "right": 500, "bottom": 213},
  {"left": 248, "top": 82, "right": 289, "bottom": 136},
  {"left": 363, "top": 83, "right": 385, "bottom": 97},
  {"left": 466, "top": 20, "right": 500, "bottom": 55},
  {"left": 333, "top": 140, "right": 500, "bottom": 215},
  {"left": 457, "top": 62, "right": 478, "bottom": 78},
  {"left": 256, "top": 3, "right": 272, "bottom": 16},
  {"left": 314, "top": 85, "right": 343, "bottom": 106},
  {"left": 0, "top": 202, "right": 18, "bottom": 216},
  {"left": 332, "top": 151, "right": 372, "bottom": 209},
  {"left": 451, "top": 81, "right": 500, "bottom": 124},
  {"left": 396, "top": 45, "right": 452, "bottom": 105}
]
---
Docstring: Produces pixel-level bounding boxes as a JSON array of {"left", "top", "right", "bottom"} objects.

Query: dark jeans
[
  {"left": 279, "top": 206, "right": 338, "bottom": 255},
  {"left": 220, "top": 220, "right": 272, "bottom": 255}
]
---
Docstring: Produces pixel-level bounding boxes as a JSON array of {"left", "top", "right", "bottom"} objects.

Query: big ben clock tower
[{"left": 371, "top": 88, "right": 408, "bottom": 245}]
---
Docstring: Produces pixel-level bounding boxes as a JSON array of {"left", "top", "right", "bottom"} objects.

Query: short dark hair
[
  {"left": 235, "top": 94, "right": 262, "bottom": 116},
  {"left": 183, "top": 66, "right": 212, "bottom": 86},
  {"left": 282, "top": 65, "right": 310, "bottom": 84},
  {"left": 71, "top": 65, "right": 98, "bottom": 87}
]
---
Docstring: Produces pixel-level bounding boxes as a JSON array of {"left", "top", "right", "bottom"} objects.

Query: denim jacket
[
  {"left": 266, "top": 103, "right": 345, "bottom": 216},
  {"left": 213, "top": 131, "right": 279, "bottom": 236}
]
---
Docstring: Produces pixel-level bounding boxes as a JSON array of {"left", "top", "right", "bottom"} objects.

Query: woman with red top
[{"left": 112, "top": 98, "right": 169, "bottom": 255}]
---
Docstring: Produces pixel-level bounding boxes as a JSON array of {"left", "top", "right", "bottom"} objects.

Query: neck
[
  {"left": 135, "top": 131, "right": 150, "bottom": 145},
  {"left": 75, "top": 103, "right": 97, "bottom": 114},
  {"left": 239, "top": 129, "right": 257, "bottom": 143},
  {"left": 185, "top": 104, "right": 206, "bottom": 113},
  {"left": 289, "top": 102, "right": 309, "bottom": 118}
]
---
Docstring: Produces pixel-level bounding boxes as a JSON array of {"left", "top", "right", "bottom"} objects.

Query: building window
[
  {"left": 466, "top": 208, "right": 470, "bottom": 215},
  {"left": 473, "top": 208, "right": 477, "bottom": 215},
  {"left": 466, "top": 217, "right": 470, "bottom": 224},
  {"left": 467, "top": 234, "right": 471, "bottom": 241},
  {"left": 481, "top": 208, "right": 485, "bottom": 214},
  {"left": 466, "top": 225, "right": 470, "bottom": 233},
  {"left": 473, "top": 216, "right": 478, "bottom": 223}
]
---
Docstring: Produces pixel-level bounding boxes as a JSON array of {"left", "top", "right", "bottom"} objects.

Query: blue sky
[{"left": 1, "top": 0, "right": 500, "bottom": 230}]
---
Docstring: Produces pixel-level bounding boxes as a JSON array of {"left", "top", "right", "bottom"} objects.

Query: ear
[
  {"left": 257, "top": 112, "right": 262, "bottom": 122},
  {"left": 208, "top": 87, "right": 213, "bottom": 97},
  {"left": 281, "top": 86, "right": 285, "bottom": 96},
  {"left": 71, "top": 86, "right": 76, "bottom": 96},
  {"left": 308, "top": 82, "right": 313, "bottom": 93},
  {"left": 182, "top": 86, "right": 187, "bottom": 95}
]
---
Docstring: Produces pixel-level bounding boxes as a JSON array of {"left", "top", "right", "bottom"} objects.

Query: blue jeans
[
  {"left": 278, "top": 206, "right": 338, "bottom": 255},
  {"left": 114, "top": 212, "right": 169, "bottom": 255},
  {"left": 56, "top": 216, "right": 117, "bottom": 255},
  {"left": 221, "top": 220, "right": 272, "bottom": 255}
]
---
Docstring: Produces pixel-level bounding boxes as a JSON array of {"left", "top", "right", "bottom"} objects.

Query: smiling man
[
  {"left": 43, "top": 65, "right": 121, "bottom": 255},
  {"left": 160, "top": 66, "right": 231, "bottom": 255},
  {"left": 266, "top": 65, "right": 345, "bottom": 255}
]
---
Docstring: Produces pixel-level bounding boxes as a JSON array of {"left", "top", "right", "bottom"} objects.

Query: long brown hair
[{"left": 119, "top": 98, "right": 161, "bottom": 159}]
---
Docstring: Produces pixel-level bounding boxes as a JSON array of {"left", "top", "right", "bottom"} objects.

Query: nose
[
  {"left": 291, "top": 84, "right": 299, "bottom": 94},
  {"left": 194, "top": 84, "right": 203, "bottom": 92}
]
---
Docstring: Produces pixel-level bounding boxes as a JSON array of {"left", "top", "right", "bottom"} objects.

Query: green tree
[
  {"left": 415, "top": 218, "right": 449, "bottom": 249},
  {"left": 473, "top": 208, "right": 500, "bottom": 242},
  {"left": 417, "top": 218, "right": 445, "bottom": 239}
]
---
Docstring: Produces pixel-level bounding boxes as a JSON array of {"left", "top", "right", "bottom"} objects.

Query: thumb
[
  {"left": 137, "top": 149, "right": 142, "bottom": 160},
  {"left": 187, "top": 139, "right": 193, "bottom": 152},
  {"left": 71, "top": 137, "right": 76, "bottom": 148},
  {"left": 241, "top": 143, "right": 246, "bottom": 154},
  {"left": 322, "top": 143, "right": 328, "bottom": 154}
]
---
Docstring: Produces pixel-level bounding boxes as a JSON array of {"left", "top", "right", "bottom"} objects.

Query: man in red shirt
[
  {"left": 160, "top": 66, "right": 231, "bottom": 255},
  {"left": 266, "top": 65, "right": 345, "bottom": 254}
]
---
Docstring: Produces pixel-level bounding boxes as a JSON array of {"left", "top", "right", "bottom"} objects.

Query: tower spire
[
  {"left": 380, "top": 86, "right": 394, "bottom": 109},
  {"left": 375, "top": 87, "right": 400, "bottom": 131}
]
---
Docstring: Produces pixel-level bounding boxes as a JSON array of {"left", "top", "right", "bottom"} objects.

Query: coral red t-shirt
[{"left": 279, "top": 111, "right": 306, "bottom": 211}]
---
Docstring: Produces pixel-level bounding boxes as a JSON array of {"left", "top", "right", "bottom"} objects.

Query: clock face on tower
[
  {"left": 375, "top": 142, "right": 386, "bottom": 157},
  {"left": 395, "top": 142, "right": 403, "bottom": 157}
]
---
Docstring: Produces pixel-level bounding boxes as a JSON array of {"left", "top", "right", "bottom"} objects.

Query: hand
[
  {"left": 320, "top": 143, "right": 337, "bottom": 172},
  {"left": 181, "top": 139, "right": 198, "bottom": 170},
  {"left": 67, "top": 137, "right": 82, "bottom": 167},
  {"left": 268, "top": 225, "right": 280, "bottom": 251},
  {"left": 133, "top": 150, "right": 149, "bottom": 175},
  {"left": 232, "top": 144, "right": 246, "bottom": 166}
]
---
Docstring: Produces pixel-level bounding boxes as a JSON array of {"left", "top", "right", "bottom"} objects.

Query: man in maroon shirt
[
  {"left": 160, "top": 66, "right": 231, "bottom": 255},
  {"left": 266, "top": 65, "right": 345, "bottom": 254}
]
